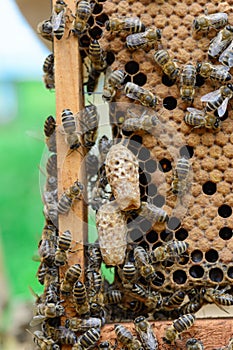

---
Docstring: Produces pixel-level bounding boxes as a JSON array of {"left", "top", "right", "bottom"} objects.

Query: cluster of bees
[{"left": 33, "top": 0, "right": 233, "bottom": 349}]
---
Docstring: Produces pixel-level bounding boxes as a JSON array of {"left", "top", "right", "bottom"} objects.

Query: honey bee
[
  {"left": 178, "top": 299, "right": 203, "bottom": 315},
  {"left": 58, "top": 180, "right": 84, "bottom": 214},
  {"left": 150, "top": 240, "right": 189, "bottom": 263},
  {"left": 53, "top": 326, "right": 78, "bottom": 345},
  {"left": 37, "top": 19, "right": 53, "bottom": 42},
  {"left": 98, "top": 341, "right": 115, "bottom": 350},
  {"left": 219, "top": 41, "right": 233, "bottom": 68},
  {"left": 86, "top": 243, "right": 102, "bottom": 271},
  {"left": 73, "top": 280, "right": 90, "bottom": 315},
  {"left": 65, "top": 317, "right": 102, "bottom": 332},
  {"left": 126, "top": 28, "right": 162, "bottom": 51},
  {"left": 163, "top": 314, "right": 196, "bottom": 344},
  {"left": 184, "top": 107, "right": 221, "bottom": 130},
  {"left": 180, "top": 63, "right": 196, "bottom": 104},
  {"left": 134, "top": 246, "right": 158, "bottom": 282},
  {"left": 171, "top": 157, "right": 190, "bottom": 197},
  {"left": 201, "top": 83, "right": 233, "bottom": 117},
  {"left": 61, "top": 109, "right": 81, "bottom": 150},
  {"left": 134, "top": 316, "right": 158, "bottom": 350},
  {"left": 200, "top": 286, "right": 233, "bottom": 312},
  {"left": 104, "top": 290, "right": 122, "bottom": 304},
  {"left": 45, "top": 282, "right": 59, "bottom": 304},
  {"left": 125, "top": 82, "right": 158, "bottom": 108},
  {"left": 196, "top": 62, "right": 231, "bottom": 82},
  {"left": 46, "top": 154, "right": 57, "bottom": 178},
  {"left": 72, "top": 0, "right": 92, "bottom": 35},
  {"left": 54, "top": 230, "right": 72, "bottom": 266},
  {"left": 115, "top": 324, "right": 143, "bottom": 350},
  {"left": 136, "top": 201, "right": 169, "bottom": 224},
  {"left": 43, "top": 53, "right": 54, "bottom": 75},
  {"left": 89, "top": 39, "right": 107, "bottom": 72},
  {"left": 118, "top": 261, "right": 138, "bottom": 288},
  {"left": 122, "top": 110, "right": 159, "bottom": 133},
  {"left": 31, "top": 330, "right": 60, "bottom": 350},
  {"left": 105, "top": 16, "right": 145, "bottom": 34},
  {"left": 98, "top": 135, "right": 112, "bottom": 164},
  {"left": 154, "top": 49, "right": 179, "bottom": 81},
  {"left": 192, "top": 12, "right": 228, "bottom": 33},
  {"left": 72, "top": 327, "right": 101, "bottom": 350},
  {"left": 79, "top": 104, "right": 99, "bottom": 149},
  {"left": 61, "top": 263, "right": 82, "bottom": 294},
  {"left": 163, "top": 291, "right": 186, "bottom": 310},
  {"left": 208, "top": 25, "right": 233, "bottom": 59},
  {"left": 102, "top": 68, "right": 126, "bottom": 102},
  {"left": 86, "top": 67, "right": 101, "bottom": 95},
  {"left": 186, "top": 338, "right": 204, "bottom": 350},
  {"left": 51, "top": 0, "right": 67, "bottom": 40},
  {"left": 30, "top": 302, "right": 65, "bottom": 326},
  {"left": 43, "top": 71, "right": 55, "bottom": 90},
  {"left": 44, "top": 115, "right": 56, "bottom": 152},
  {"left": 38, "top": 238, "right": 56, "bottom": 267}
]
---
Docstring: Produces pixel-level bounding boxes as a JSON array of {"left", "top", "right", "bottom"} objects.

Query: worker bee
[
  {"left": 163, "top": 314, "right": 196, "bottom": 344},
  {"left": 61, "top": 109, "right": 81, "bottom": 150},
  {"left": 186, "top": 338, "right": 204, "bottom": 350},
  {"left": 65, "top": 317, "right": 102, "bottom": 332},
  {"left": 38, "top": 238, "right": 56, "bottom": 267},
  {"left": 180, "top": 63, "right": 196, "bottom": 104},
  {"left": 86, "top": 67, "right": 101, "bottom": 95},
  {"left": 196, "top": 62, "right": 231, "bottom": 82},
  {"left": 150, "top": 240, "right": 189, "bottom": 263},
  {"left": 125, "top": 82, "right": 158, "bottom": 108},
  {"left": 31, "top": 330, "right": 60, "bottom": 350},
  {"left": 192, "top": 12, "right": 228, "bottom": 33},
  {"left": 73, "top": 280, "right": 90, "bottom": 315},
  {"left": 86, "top": 243, "right": 102, "bottom": 271},
  {"left": 45, "top": 283, "right": 59, "bottom": 303},
  {"left": 104, "top": 290, "right": 122, "bottom": 304},
  {"left": 184, "top": 107, "right": 221, "bottom": 130},
  {"left": 44, "top": 115, "right": 56, "bottom": 152},
  {"left": 46, "top": 154, "right": 57, "bottom": 178},
  {"left": 219, "top": 41, "right": 233, "bottom": 68},
  {"left": 122, "top": 110, "right": 159, "bottom": 133},
  {"left": 134, "top": 246, "right": 158, "bottom": 282},
  {"left": 171, "top": 156, "right": 190, "bottom": 197},
  {"left": 98, "top": 341, "right": 115, "bottom": 350},
  {"left": 43, "top": 53, "right": 54, "bottom": 75},
  {"left": 52, "top": 326, "right": 78, "bottom": 345},
  {"left": 126, "top": 28, "right": 162, "bottom": 51},
  {"left": 135, "top": 201, "right": 169, "bottom": 224},
  {"left": 51, "top": 0, "right": 67, "bottom": 40},
  {"left": 61, "top": 263, "right": 82, "bottom": 294},
  {"left": 154, "top": 49, "right": 179, "bottom": 82},
  {"left": 115, "top": 324, "right": 143, "bottom": 350},
  {"left": 118, "top": 261, "right": 138, "bottom": 288},
  {"left": 37, "top": 19, "right": 53, "bottom": 42},
  {"left": 89, "top": 39, "right": 107, "bottom": 72},
  {"left": 72, "top": 327, "right": 101, "bottom": 350},
  {"left": 98, "top": 135, "right": 112, "bottom": 164},
  {"left": 208, "top": 25, "right": 233, "bottom": 59},
  {"left": 54, "top": 230, "right": 72, "bottom": 266},
  {"left": 58, "top": 180, "right": 84, "bottom": 214},
  {"left": 201, "top": 83, "right": 233, "bottom": 117},
  {"left": 30, "top": 302, "right": 65, "bottom": 326},
  {"left": 163, "top": 290, "right": 186, "bottom": 310},
  {"left": 134, "top": 316, "right": 158, "bottom": 350},
  {"left": 179, "top": 298, "right": 203, "bottom": 315},
  {"left": 105, "top": 16, "right": 145, "bottom": 34},
  {"left": 71, "top": 0, "right": 92, "bottom": 35},
  {"left": 200, "top": 286, "right": 233, "bottom": 312},
  {"left": 102, "top": 68, "right": 126, "bottom": 102},
  {"left": 79, "top": 104, "right": 99, "bottom": 149}
]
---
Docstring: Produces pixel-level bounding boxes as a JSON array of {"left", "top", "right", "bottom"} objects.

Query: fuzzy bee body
[
  {"left": 134, "top": 316, "right": 158, "bottom": 350},
  {"left": 126, "top": 28, "right": 162, "bottom": 51},
  {"left": 102, "top": 69, "right": 126, "bottom": 102},
  {"left": 61, "top": 109, "right": 81, "bottom": 150},
  {"left": 154, "top": 49, "right": 179, "bottom": 81},
  {"left": 151, "top": 240, "right": 189, "bottom": 263},
  {"left": 61, "top": 264, "right": 82, "bottom": 294},
  {"left": 201, "top": 83, "right": 233, "bottom": 117},
  {"left": 186, "top": 338, "right": 204, "bottom": 350},
  {"left": 74, "top": 327, "right": 101, "bottom": 350},
  {"left": 125, "top": 82, "right": 158, "bottom": 108},
  {"left": 122, "top": 111, "right": 159, "bottom": 133},
  {"left": 208, "top": 25, "right": 233, "bottom": 59},
  {"left": 136, "top": 202, "right": 169, "bottom": 224},
  {"left": 180, "top": 64, "right": 196, "bottom": 103},
  {"left": 73, "top": 280, "right": 90, "bottom": 315},
  {"left": 79, "top": 104, "right": 99, "bottom": 149},
  {"left": 105, "top": 16, "right": 145, "bottom": 34},
  {"left": 164, "top": 314, "right": 195, "bottom": 344},
  {"left": 134, "top": 246, "right": 158, "bottom": 282},
  {"left": 58, "top": 180, "right": 84, "bottom": 214},
  {"left": 196, "top": 62, "right": 231, "bottom": 82},
  {"left": 185, "top": 108, "right": 221, "bottom": 130},
  {"left": 72, "top": 0, "right": 92, "bottom": 35},
  {"left": 193, "top": 12, "right": 228, "bottom": 33},
  {"left": 219, "top": 41, "right": 233, "bottom": 67},
  {"left": 115, "top": 324, "right": 143, "bottom": 350}
]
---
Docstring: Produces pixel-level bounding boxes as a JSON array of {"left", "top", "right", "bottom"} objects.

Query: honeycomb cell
[
  {"left": 162, "top": 74, "right": 177, "bottom": 87},
  {"left": 146, "top": 230, "right": 158, "bottom": 243},
  {"left": 130, "top": 134, "right": 143, "bottom": 145},
  {"left": 92, "top": 3, "right": 103, "bottom": 14},
  {"left": 163, "top": 96, "right": 177, "bottom": 110},
  {"left": 158, "top": 158, "right": 172, "bottom": 172},
  {"left": 160, "top": 230, "right": 173, "bottom": 242},
  {"left": 145, "top": 159, "right": 157, "bottom": 173},
  {"left": 167, "top": 217, "right": 181, "bottom": 230},
  {"left": 95, "top": 13, "right": 109, "bottom": 26},
  {"left": 133, "top": 72, "right": 147, "bottom": 86},
  {"left": 227, "top": 266, "right": 233, "bottom": 280},
  {"left": 218, "top": 204, "right": 232, "bottom": 218},
  {"left": 219, "top": 227, "right": 232, "bottom": 241},
  {"left": 209, "top": 268, "right": 224, "bottom": 283},
  {"left": 146, "top": 183, "right": 157, "bottom": 197},
  {"left": 175, "top": 228, "right": 188, "bottom": 241},
  {"left": 202, "top": 181, "right": 217, "bottom": 195},
  {"left": 89, "top": 26, "right": 103, "bottom": 39},
  {"left": 179, "top": 145, "right": 194, "bottom": 158},
  {"left": 191, "top": 250, "right": 203, "bottom": 263},
  {"left": 152, "top": 195, "right": 165, "bottom": 208},
  {"left": 205, "top": 249, "right": 219, "bottom": 263},
  {"left": 151, "top": 272, "right": 165, "bottom": 287},
  {"left": 125, "top": 61, "right": 139, "bottom": 75},
  {"left": 189, "top": 265, "right": 204, "bottom": 278},
  {"left": 138, "top": 147, "right": 151, "bottom": 161},
  {"left": 129, "top": 228, "right": 143, "bottom": 243},
  {"left": 173, "top": 269, "right": 187, "bottom": 284}
]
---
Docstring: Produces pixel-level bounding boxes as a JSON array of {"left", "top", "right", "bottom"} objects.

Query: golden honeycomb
[{"left": 82, "top": 0, "right": 233, "bottom": 294}]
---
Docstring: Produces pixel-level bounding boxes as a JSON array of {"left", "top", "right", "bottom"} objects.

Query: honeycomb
[{"left": 81, "top": 0, "right": 233, "bottom": 292}]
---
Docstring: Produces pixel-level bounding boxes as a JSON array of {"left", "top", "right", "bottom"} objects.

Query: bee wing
[
  {"left": 208, "top": 12, "right": 228, "bottom": 24},
  {"left": 219, "top": 41, "right": 233, "bottom": 67},
  {"left": 51, "top": 10, "right": 64, "bottom": 30},
  {"left": 136, "top": 326, "right": 158, "bottom": 350},
  {"left": 30, "top": 315, "right": 47, "bottom": 327},
  {"left": 104, "top": 66, "right": 113, "bottom": 86},
  {"left": 186, "top": 107, "right": 205, "bottom": 116},
  {"left": 218, "top": 97, "right": 229, "bottom": 117},
  {"left": 201, "top": 88, "right": 221, "bottom": 102},
  {"left": 214, "top": 64, "right": 230, "bottom": 72}
]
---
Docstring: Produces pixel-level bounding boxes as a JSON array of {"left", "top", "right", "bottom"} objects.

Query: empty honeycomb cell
[
  {"left": 175, "top": 228, "right": 189, "bottom": 241},
  {"left": 146, "top": 230, "right": 158, "bottom": 243},
  {"left": 227, "top": 266, "right": 233, "bottom": 280},
  {"left": 93, "top": 3, "right": 103, "bottom": 14},
  {"left": 191, "top": 250, "right": 203, "bottom": 263},
  {"left": 138, "top": 146, "right": 151, "bottom": 161},
  {"left": 95, "top": 13, "right": 109, "bottom": 26},
  {"left": 151, "top": 272, "right": 165, "bottom": 287},
  {"left": 209, "top": 268, "right": 224, "bottom": 283},
  {"left": 89, "top": 26, "right": 103, "bottom": 39},
  {"left": 218, "top": 204, "right": 232, "bottom": 218},
  {"left": 133, "top": 72, "right": 147, "bottom": 86},
  {"left": 189, "top": 265, "right": 205, "bottom": 279},
  {"left": 209, "top": 169, "right": 223, "bottom": 183},
  {"left": 202, "top": 181, "right": 217, "bottom": 195},
  {"left": 125, "top": 61, "right": 139, "bottom": 75},
  {"left": 160, "top": 229, "right": 173, "bottom": 241},
  {"left": 152, "top": 194, "right": 165, "bottom": 207},
  {"left": 223, "top": 144, "right": 233, "bottom": 158},
  {"left": 219, "top": 227, "right": 233, "bottom": 241},
  {"left": 173, "top": 269, "right": 187, "bottom": 284},
  {"left": 146, "top": 183, "right": 157, "bottom": 197},
  {"left": 215, "top": 132, "right": 229, "bottom": 147},
  {"left": 205, "top": 249, "right": 219, "bottom": 263},
  {"left": 163, "top": 96, "right": 177, "bottom": 110},
  {"left": 145, "top": 159, "right": 157, "bottom": 173},
  {"left": 201, "top": 158, "right": 215, "bottom": 172}
]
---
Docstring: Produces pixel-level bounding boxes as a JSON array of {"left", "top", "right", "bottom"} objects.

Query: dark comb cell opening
[
  {"left": 158, "top": 158, "right": 172, "bottom": 172},
  {"left": 191, "top": 250, "right": 203, "bottom": 263},
  {"left": 179, "top": 145, "right": 194, "bottom": 158},
  {"left": 173, "top": 270, "right": 187, "bottom": 284},
  {"left": 167, "top": 217, "right": 181, "bottom": 230},
  {"left": 163, "top": 96, "right": 177, "bottom": 110},
  {"left": 106, "top": 51, "right": 115, "bottom": 65},
  {"left": 160, "top": 230, "right": 173, "bottom": 242},
  {"left": 178, "top": 254, "right": 189, "bottom": 265},
  {"left": 202, "top": 181, "right": 217, "bottom": 195},
  {"left": 219, "top": 227, "right": 233, "bottom": 240},
  {"left": 87, "top": 16, "right": 95, "bottom": 28},
  {"left": 138, "top": 147, "right": 151, "bottom": 161},
  {"left": 92, "top": 3, "right": 103, "bottom": 14},
  {"left": 215, "top": 109, "right": 228, "bottom": 121},
  {"left": 95, "top": 13, "right": 109, "bottom": 26},
  {"left": 205, "top": 249, "right": 219, "bottom": 263},
  {"left": 218, "top": 204, "right": 232, "bottom": 218},
  {"left": 146, "top": 183, "right": 157, "bottom": 196},
  {"left": 130, "top": 134, "right": 143, "bottom": 145},
  {"left": 145, "top": 159, "right": 157, "bottom": 173},
  {"left": 175, "top": 228, "right": 188, "bottom": 241},
  {"left": 195, "top": 74, "right": 206, "bottom": 87},
  {"left": 227, "top": 266, "right": 233, "bottom": 279},
  {"left": 151, "top": 272, "right": 165, "bottom": 287},
  {"left": 152, "top": 195, "right": 165, "bottom": 207},
  {"left": 162, "top": 74, "right": 176, "bottom": 87},
  {"left": 89, "top": 26, "right": 103, "bottom": 39},
  {"left": 79, "top": 34, "right": 91, "bottom": 48},
  {"left": 209, "top": 267, "right": 224, "bottom": 282},
  {"left": 140, "top": 241, "right": 149, "bottom": 251},
  {"left": 146, "top": 230, "right": 158, "bottom": 243},
  {"left": 133, "top": 72, "right": 147, "bottom": 86},
  {"left": 139, "top": 219, "right": 152, "bottom": 233},
  {"left": 123, "top": 74, "right": 131, "bottom": 85},
  {"left": 189, "top": 265, "right": 204, "bottom": 278},
  {"left": 125, "top": 61, "right": 139, "bottom": 75}
]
